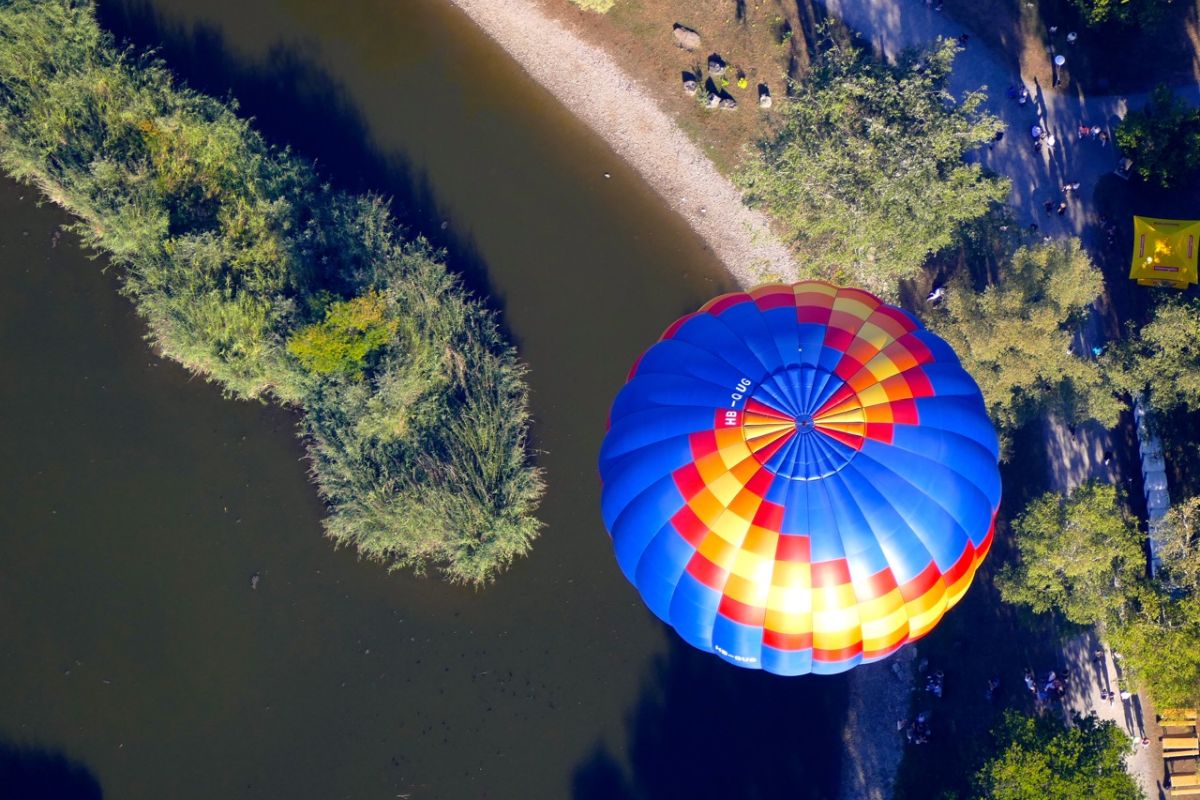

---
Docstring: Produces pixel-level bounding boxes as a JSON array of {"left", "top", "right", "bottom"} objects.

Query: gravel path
[
  {"left": 442, "top": 0, "right": 799, "bottom": 289},
  {"left": 1061, "top": 631, "right": 1163, "bottom": 799}
]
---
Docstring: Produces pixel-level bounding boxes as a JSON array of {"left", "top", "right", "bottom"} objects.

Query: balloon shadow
[
  {"left": 572, "top": 632, "right": 848, "bottom": 800},
  {"left": 0, "top": 739, "right": 102, "bottom": 800}
]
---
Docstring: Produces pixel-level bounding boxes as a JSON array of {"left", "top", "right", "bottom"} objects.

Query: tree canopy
[
  {"left": 1154, "top": 496, "right": 1200, "bottom": 591},
  {"left": 1107, "top": 591, "right": 1200, "bottom": 709},
  {"left": 997, "top": 482, "right": 1144, "bottom": 626},
  {"left": 930, "top": 240, "right": 1121, "bottom": 452},
  {"left": 740, "top": 36, "right": 1007, "bottom": 298},
  {"left": 1114, "top": 85, "right": 1200, "bottom": 187},
  {"left": 1104, "top": 496, "right": 1200, "bottom": 707},
  {"left": 1071, "top": 0, "right": 1177, "bottom": 28},
  {"left": 1107, "top": 297, "right": 1200, "bottom": 411},
  {"left": 974, "top": 711, "right": 1140, "bottom": 800},
  {"left": 1000, "top": 481, "right": 1200, "bottom": 707}
]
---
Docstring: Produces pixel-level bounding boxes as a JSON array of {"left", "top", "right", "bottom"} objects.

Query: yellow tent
[{"left": 1130, "top": 216, "right": 1200, "bottom": 289}]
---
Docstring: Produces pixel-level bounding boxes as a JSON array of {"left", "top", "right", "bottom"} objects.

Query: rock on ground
[{"left": 672, "top": 23, "right": 701, "bottom": 51}]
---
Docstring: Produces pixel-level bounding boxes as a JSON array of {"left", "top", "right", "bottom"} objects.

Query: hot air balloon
[{"left": 598, "top": 282, "right": 1001, "bottom": 675}]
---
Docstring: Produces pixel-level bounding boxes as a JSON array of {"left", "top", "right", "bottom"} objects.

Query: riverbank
[
  {"left": 442, "top": 1, "right": 911, "bottom": 797},
  {"left": 443, "top": 0, "right": 798, "bottom": 289}
]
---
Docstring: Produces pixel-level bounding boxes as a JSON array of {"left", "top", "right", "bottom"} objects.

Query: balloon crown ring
[{"left": 739, "top": 364, "right": 865, "bottom": 480}]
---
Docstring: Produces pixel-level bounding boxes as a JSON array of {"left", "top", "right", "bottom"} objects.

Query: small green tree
[
  {"left": 1071, "top": 0, "right": 1176, "bottom": 27},
  {"left": 740, "top": 36, "right": 1007, "bottom": 297},
  {"left": 930, "top": 240, "right": 1121, "bottom": 451},
  {"left": 287, "top": 292, "right": 399, "bottom": 377},
  {"left": 975, "top": 711, "right": 1140, "bottom": 800},
  {"left": 1107, "top": 593, "right": 1200, "bottom": 708},
  {"left": 1106, "top": 298, "right": 1200, "bottom": 411},
  {"left": 1114, "top": 85, "right": 1200, "bottom": 187},
  {"left": 997, "top": 482, "right": 1144, "bottom": 626}
]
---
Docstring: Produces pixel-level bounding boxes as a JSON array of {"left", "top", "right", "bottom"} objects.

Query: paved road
[{"left": 1061, "top": 631, "right": 1163, "bottom": 799}]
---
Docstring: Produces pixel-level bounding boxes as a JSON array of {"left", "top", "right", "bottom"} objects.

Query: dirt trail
[{"left": 443, "top": 0, "right": 799, "bottom": 289}]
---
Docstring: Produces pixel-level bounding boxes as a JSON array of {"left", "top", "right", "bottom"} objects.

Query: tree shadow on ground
[
  {"left": 571, "top": 632, "right": 848, "bottom": 800},
  {"left": 936, "top": 0, "right": 1034, "bottom": 78},
  {"left": 1033, "top": 0, "right": 1200, "bottom": 94},
  {"left": 94, "top": 0, "right": 515, "bottom": 343},
  {"left": 0, "top": 739, "right": 102, "bottom": 800},
  {"left": 892, "top": 421, "right": 1083, "bottom": 800}
]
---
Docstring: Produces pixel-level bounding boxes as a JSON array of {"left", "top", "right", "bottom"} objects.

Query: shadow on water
[
  {"left": 572, "top": 634, "right": 848, "bottom": 800},
  {"left": 0, "top": 740, "right": 102, "bottom": 800},
  {"left": 94, "top": 0, "right": 511, "bottom": 337}
]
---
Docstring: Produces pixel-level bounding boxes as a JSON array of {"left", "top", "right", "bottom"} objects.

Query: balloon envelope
[{"left": 599, "top": 282, "right": 1001, "bottom": 675}]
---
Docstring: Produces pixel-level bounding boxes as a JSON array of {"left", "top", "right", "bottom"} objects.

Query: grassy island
[{"left": 0, "top": 0, "right": 543, "bottom": 584}]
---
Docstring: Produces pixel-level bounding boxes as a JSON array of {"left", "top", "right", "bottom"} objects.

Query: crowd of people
[
  {"left": 1003, "top": 75, "right": 1119, "bottom": 237},
  {"left": 1024, "top": 667, "right": 1069, "bottom": 707},
  {"left": 900, "top": 663, "right": 1075, "bottom": 747},
  {"left": 925, "top": 668, "right": 946, "bottom": 698},
  {"left": 901, "top": 712, "right": 933, "bottom": 745}
]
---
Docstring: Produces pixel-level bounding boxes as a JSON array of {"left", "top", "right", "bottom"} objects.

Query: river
[{"left": 0, "top": 0, "right": 850, "bottom": 796}]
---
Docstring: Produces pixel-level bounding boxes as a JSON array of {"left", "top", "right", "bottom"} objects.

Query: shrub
[
  {"left": 1114, "top": 84, "right": 1200, "bottom": 187},
  {"left": 975, "top": 711, "right": 1140, "bottom": 800}
]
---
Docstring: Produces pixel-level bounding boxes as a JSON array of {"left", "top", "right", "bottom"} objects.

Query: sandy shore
[
  {"left": 443, "top": 2, "right": 910, "bottom": 798},
  {"left": 443, "top": 0, "right": 798, "bottom": 289}
]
